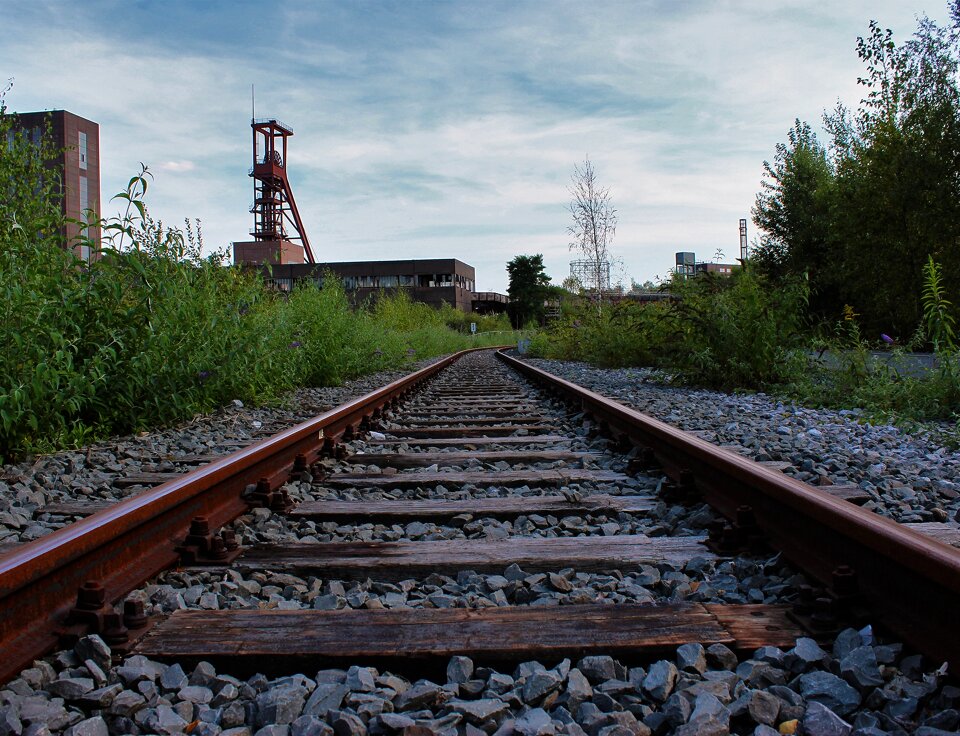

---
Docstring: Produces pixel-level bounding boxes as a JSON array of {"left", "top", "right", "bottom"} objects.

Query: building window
[
  {"left": 79, "top": 131, "right": 88, "bottom": 170},
  {"left": 399, "top": 274, "right": 415, "bottom": 286},
  {"left": 380, "top": 275, "right": 398, "bottom": 288},
  {"left": 79, "top": 175, "right": 89, "bottom": 211}
]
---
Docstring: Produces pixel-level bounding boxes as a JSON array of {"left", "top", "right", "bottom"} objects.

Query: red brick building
[{"left": 9, "top": 110, "right": 101, "bottom": 259}]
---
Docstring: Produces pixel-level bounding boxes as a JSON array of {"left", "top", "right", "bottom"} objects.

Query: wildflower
[
  {"left": 289, "top": 341, "right": 302, "bottom": 349},
  {"left": 406, "top": 348, "right": 416, "bottom": 356},
  {"left": 881, "top": 334, "right": 894, "bottom": 345},
  {"left": 197, "top": 370, "right": 210, "bottom": 384}
]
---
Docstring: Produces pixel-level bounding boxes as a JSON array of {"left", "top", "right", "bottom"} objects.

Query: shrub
[
  {"left": 531, "top": 267, "right": 808, "bottom": 389},
  {"left": 0, "top": 146, "right": 520, "bottom": 462},
  {"left": 661, "top": 267, "right": 809, "bottom": 388}
]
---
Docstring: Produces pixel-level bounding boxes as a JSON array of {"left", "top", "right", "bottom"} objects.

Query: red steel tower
[{"left": 247, "top": 118, "right": 314, "bottom": 263}]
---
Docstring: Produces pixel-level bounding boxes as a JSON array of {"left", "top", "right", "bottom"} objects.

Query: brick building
[
  {"left": 9, "top": 110, "right": 101, "bottom": 259},
  {"left": 262, "top": 259, "right": 477, "bottom": 312}
]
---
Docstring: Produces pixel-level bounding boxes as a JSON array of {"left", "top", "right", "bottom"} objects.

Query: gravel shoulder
[
  {"left": 522, "top": 357, "right": 960, "bottom": 527},
  {"left": 0, "top": 359, "right": 444, "bottom": 545}
]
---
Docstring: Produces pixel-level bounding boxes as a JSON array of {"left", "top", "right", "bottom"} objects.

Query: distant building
[
  {"left": 472, "top": 292, "right": 510, "bottom": 314},
  {"left": 259, "top": 259, "right": 477, "bottom": 312},
  {"left": 9, "top": 110, "right": 101, "bottom": 259},
  {"left": 695, "top": 262, "right": 738, "bottom": 276},
  {"left": 675, "top": 252, "right": 739, "bottom": 279}
]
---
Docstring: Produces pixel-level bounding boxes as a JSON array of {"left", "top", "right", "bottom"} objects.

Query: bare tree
[{"left": 567, "top": 157, "right": 617, "bottom": 312}]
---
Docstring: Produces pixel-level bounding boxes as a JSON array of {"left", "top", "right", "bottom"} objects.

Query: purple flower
[
  {"left": 289, "top": 341, "right": 302, "bottom": 349},
  {"left": 881, "top": 334, "right": 894, "bottom": 344},
  {"left": 406, "top": 348, "right": 416, "bottom": 356},
  {"left": 197, "top": 370, "right": 210, "bottom": 384}
]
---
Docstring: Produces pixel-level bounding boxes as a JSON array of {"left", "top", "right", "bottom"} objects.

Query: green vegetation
[
  {"left": 533, "top": 5, "right": 960, "bottom": 432},
  {"left": 0, "top": 95, "right": 513, "bottom": 463},
  {"left": 530, "top": 266, "right": 809, "bottom": 389},
  {"left": 506, "top": 254, "right": 551, "bottom": 328},
  {"left": 753, "top": 8, "right": 960, "bottom": 339}
]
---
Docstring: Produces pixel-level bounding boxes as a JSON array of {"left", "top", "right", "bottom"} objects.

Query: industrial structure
[
  {"left": 263, "top": 259, "right": 476, "bottom": 311},
  {"left": 233, "top": 117, "right": 315, "bottom": 265},
  {"left": 674, "top": 251, "right": 740, "bottom": 278},
  {"left": 8, "top": 109, "right": 101, "bottom": 259},
  {"left": 231, "top": 113, "right": 491, "bottom": 312},
  {"left": 569, "top": 259, "right": 611, "bottom": 294},
  {"left": 471, "top": 292, "right": 510, "bottom": 315}
]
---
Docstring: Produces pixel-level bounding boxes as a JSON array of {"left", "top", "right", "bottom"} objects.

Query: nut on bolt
[{"left": 123, "top": 600, "right": 148, "bottom": 630}]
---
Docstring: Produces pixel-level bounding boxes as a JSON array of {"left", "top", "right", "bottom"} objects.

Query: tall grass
[
  {"left": 530, "top": 267, "right": 809, "bottom": 389},
  {"left": 0, "top": 108, "right": 517, "bottom": 462}
]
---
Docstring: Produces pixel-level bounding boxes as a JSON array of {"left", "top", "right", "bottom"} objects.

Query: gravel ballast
[
  {"left": 523, "top": 358, "right": 960, "bottom": 528},
  {"left": 1, "top": 351, "right": 958, "bottom": 733}
]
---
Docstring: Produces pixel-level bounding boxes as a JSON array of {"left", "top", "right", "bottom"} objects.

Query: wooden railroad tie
[
  {"left": 398, "top": 416, "right": 550, "bottom": 426},
  {"left": 132, "top": 603, "right": 805, "bottom": 665},
  {"left": 290, "top": 494, "right": 656, "bottom": 521},
  {"left": 373, "top": 435, "right": 575, "bottom": 447},
  {"left": 342, "top": 450, "right": 602, "bottom": 468},
  {"left": 196, "top": 535, "right": 715, "bottom": 580},
  {"left": 320, "top": 469, "right": 631, "bottom": 489},
  {"left": 384, "top": 425, "right": 558, "bottom": 438}
]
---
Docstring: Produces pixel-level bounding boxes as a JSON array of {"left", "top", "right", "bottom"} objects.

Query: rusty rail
[
  {"left": 498, "top": 350, "right": 960, "bottom": 671},
  {"left": 0, "top": 349, "right": 487, "bottom": 684}
]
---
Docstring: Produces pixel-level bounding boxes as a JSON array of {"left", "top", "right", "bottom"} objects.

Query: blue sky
[{"left": 2, "top": 1, "right": 953, "bottom": 292}]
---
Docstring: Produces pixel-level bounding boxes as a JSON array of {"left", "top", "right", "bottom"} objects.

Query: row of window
[
  {"left": 266, "top": 275, "right": 476, "bottom": 292},
  {"left": 340, "top": 274, "right": 475, "bottom": 291}
]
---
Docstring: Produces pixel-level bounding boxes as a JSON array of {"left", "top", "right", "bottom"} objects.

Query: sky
[{"left": 2, "top": 0, "right": 954, "bottom": 292}]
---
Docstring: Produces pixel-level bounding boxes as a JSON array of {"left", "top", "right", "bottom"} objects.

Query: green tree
[
  {"left": 506, "top": 254, "right": 551, "bottom": 328},
  {"left": 752, "top": 120, "right": 837, "bottom": 319},
  {"left": 824, "top": 11, "right": 960, "bottom": 337}
]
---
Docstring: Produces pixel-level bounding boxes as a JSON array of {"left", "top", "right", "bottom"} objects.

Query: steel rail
[
  {"left": 498, "top": 350, "right": 960, "bottom": 671},
  {"left": 0, "top": 348, "right": 491, "bottom": 684}
]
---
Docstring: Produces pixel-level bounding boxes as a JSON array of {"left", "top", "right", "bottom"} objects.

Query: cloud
[
  {"left": 1, "top": 0, "right": 952, "bottom": 292},
  {"left": 157, "top": 160, "right": 197, "bottom": 173}
]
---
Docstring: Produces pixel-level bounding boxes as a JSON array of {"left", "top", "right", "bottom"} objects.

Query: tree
[
  {"left": 751, "top": 120, "right": 837, "bottom": 319},
  {"left": 506, "top": 254, "right": 551, "bottom": 328},
  {"left": 568, "top": 157, "right": 617, "bottom": 312},
  {"left": 823, "top": 10, "right": 960, "bottom": 336},
  {"left": 752, "top": 5, "right": 960, "bottom": 337}
]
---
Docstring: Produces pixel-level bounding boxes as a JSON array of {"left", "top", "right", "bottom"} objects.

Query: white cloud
[
  {"left": 157, "top": 160, "right": 197, "bottom": 173},
  {"left": 1, "top": 0, "right": 952, "bottom": 292}
]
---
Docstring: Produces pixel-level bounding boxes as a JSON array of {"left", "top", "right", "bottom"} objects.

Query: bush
[
  {"left": 529, "top": 299, "right": 667, "bottom": 368},
  {"left": 0, "top": 111, "right": 521, "bottom": 461},
  {"left": 661, "top": 267, "right": 809, "bottom": 388},
  {"left": 531, "top": 267, "right": 808, "bottom": 388}
]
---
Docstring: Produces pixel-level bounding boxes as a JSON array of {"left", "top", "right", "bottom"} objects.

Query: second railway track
[{"left": 1, "top": 348, "right": 960, "bottom": 734}]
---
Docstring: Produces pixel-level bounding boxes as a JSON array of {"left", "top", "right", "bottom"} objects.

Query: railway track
[{"left": 1, "top": 347, "right": 959, "bottom": 734}]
